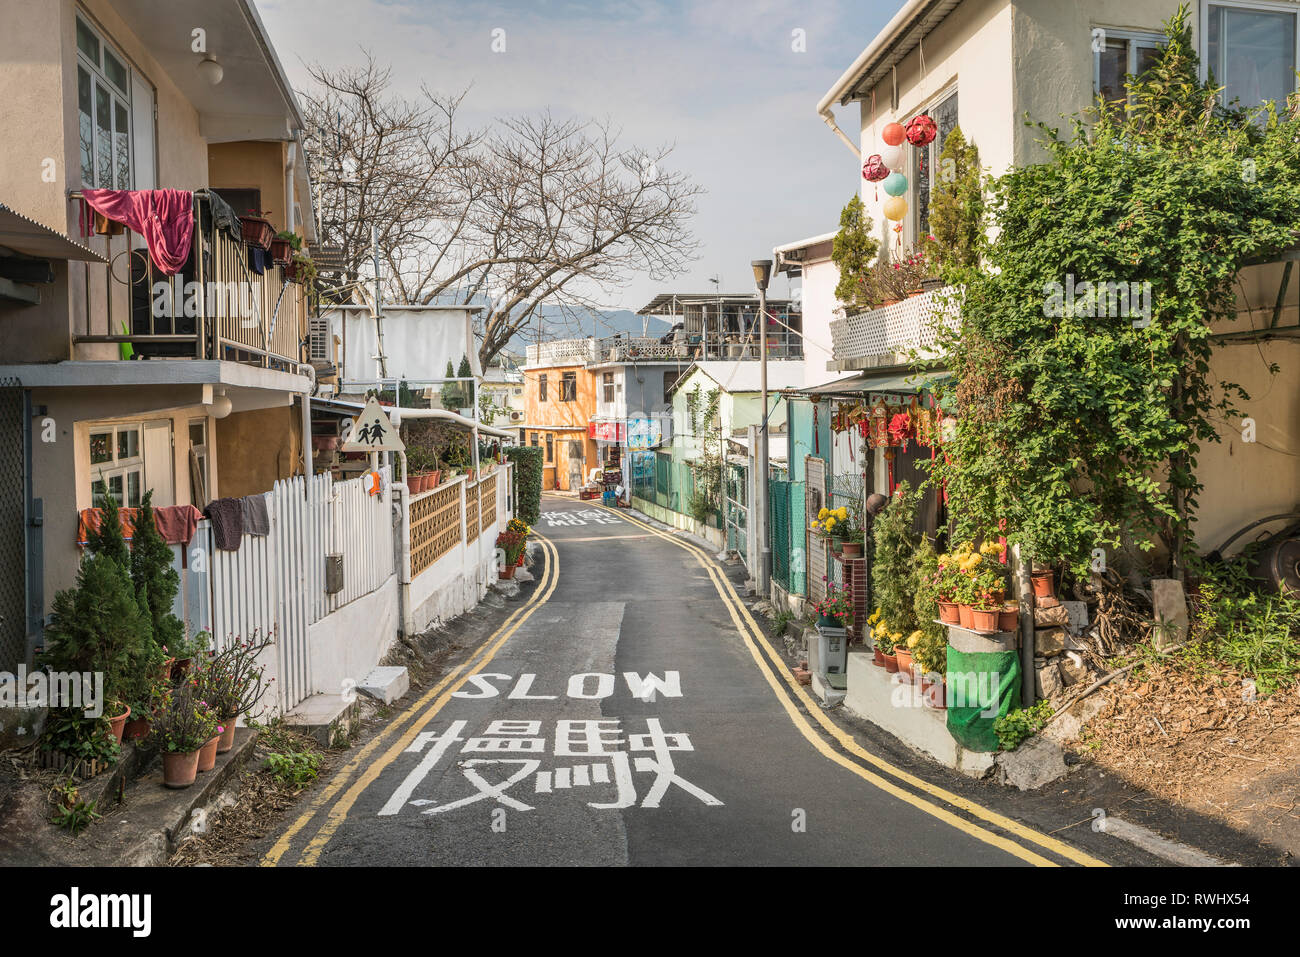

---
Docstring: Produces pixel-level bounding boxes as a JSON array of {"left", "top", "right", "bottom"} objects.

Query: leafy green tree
[
  {"left": 930, "top": 3, "right": 1300, "bottom": 578},
  {"left": 927, "top": 125, "right": 984, "bottom": 277},
  {"left": 85, "top": 493, "right": 130, "bottom": 568},
  {"left": 132, "top": 490, "right": 184, "bottom": 657},
  {"left": 831, "top": 194, "right": 880, "bottom": 314},
  {"left": 440, "top": 360, "right": 460, "bottom": 410},
  {"left": 872, "top": 482, "right": 920, "bottom": 641},
  {"left": 457, "top": 354, "right": 474, "bottom": 409}
]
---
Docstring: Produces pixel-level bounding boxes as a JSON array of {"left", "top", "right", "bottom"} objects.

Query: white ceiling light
[
  {"left": 197, "top": 56, "right": 224, "bottom": 86},
  {"left": 208, "top": 389, "right": 232, "bottom": 419}
]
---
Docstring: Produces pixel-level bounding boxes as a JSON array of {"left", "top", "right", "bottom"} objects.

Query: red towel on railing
[
  {"left": 79, "top": 189, "right": 194, "bottom": 275},
  {"left": 77, "top": 503, "right": 204, "bottom": 547},
  {"left": 153, "top": 504, "right": 205, "bottom": 547}
]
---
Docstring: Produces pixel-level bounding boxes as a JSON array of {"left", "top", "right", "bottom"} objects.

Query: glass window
[
  {"left": 1094, "top": 31, "right": 1165, "bottom": 104},
  {"left": 561, "top": 372, "right": 577, "bottom": 402},
  {"left": 538, "top": 374, "right": 547, "bottom": 402},
  {"left": 75, "top": 16, "right": 132, "bottom": 189},
  {"left": 1207, "top": 3, "right": 1298, "bottom": 109},
  {"left": 603, "top": 372, "right": 615, "bottom": 404},
  {"left": 88, "top": 423, "right": 145, "bottom": 507},
  {"left": 910, "top": 91, "right": 959, "bottom": 243},
  {"left": 664, "top": 370, "right": 676, "bottom": 404},
  {"left": 545, "top": 433, "right": 554, "bottom": 464}
]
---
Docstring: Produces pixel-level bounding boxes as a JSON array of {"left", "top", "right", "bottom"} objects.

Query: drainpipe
[
  {"left": 818, "top": 109, "right": 862, "bottom": 160},
  {"left": 395, "top": 450, "right": 411, "bottom": 635}
]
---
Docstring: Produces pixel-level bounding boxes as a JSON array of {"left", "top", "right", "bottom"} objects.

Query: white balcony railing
[
  {"left": 829, "top": 286, "right": 961, "bottom": 363},
  {"left": 525, "top": 339, "right": 600, "bottom": 368}
]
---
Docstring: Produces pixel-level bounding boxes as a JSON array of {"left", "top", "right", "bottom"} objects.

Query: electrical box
[
  {"left": 816, "top": 624, "right": 848, "bottom": 676},
  {"left": 325, "top": 554, "right": 344, "bottom": 594}
]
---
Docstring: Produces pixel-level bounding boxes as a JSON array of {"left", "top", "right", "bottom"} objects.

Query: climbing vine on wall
[
  {"left": 929, "top": 4, "right": 1300, "bottom": 578},
  {"left": 505, "top": 446, "right": 543, "bottom": 526}
]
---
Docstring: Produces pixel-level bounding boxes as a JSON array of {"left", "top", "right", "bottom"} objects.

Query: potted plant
[
  {"left": 998, "top": 601, "right": 1020, "bottom": 632},
  {"left": 495, "top": 529, "right": 527, "bottom": 579},
  {"left": 196, "top": 721, "right": 224, "bottom": 773},
  {"left": 1031, "top": 565, "right": 1056, "bottom": 599},
  {"left": 239, "top": 209, "right": 275, "bottom": 250},
  {"left": 195, "top": 633, "right": 273, "bottom": 754},
  {"left": 286, "top": 250, "right": 317, "bottom": 284},
  {"left": 895, "top": 630, "right": 919, "bottom": 678},
  {"left": 270, "top": 230, "right": 295, "bottom": 265},
  {"left": 812, "top": 582, "right": 854, "bottom": 630},
  {"left": 152, "top": 682, "right": 219, "bottom": 789},
  {"left": 171, "top": 629, "right": 210, "bottom": 681}
]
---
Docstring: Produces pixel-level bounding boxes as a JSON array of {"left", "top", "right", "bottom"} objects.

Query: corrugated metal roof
[{"left": 0, "top": 204, "right": 105, "bottom": 262}]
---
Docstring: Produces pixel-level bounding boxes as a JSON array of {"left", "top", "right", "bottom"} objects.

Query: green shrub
[
  {"left": 505, "top": 445, "right": 543, "bottom": 525},
  {"left": 994, "top": 699, "right": 1053, "bottom": 751}
]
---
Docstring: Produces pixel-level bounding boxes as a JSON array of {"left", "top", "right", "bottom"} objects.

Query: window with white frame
[
  {"left": 76, "top": 15, "right": 133, "bottom": 190},
  {"left": 1203, "top": 1, "right": 1299, "bottom": 110},
  {"left": 602, "top": 372, "right": 615, "bottom": 404},
  {"left": 89, "top": 423, "right": 143, "bottom": 507},
  {"left": 1093, "top": 29, "right": 1166, "bottom": 104},
  {"left": 908, "top": 90, "right": 959, "bottom": 246}
]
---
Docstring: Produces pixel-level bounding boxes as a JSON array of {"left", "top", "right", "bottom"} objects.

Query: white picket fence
[{"left": 182, "top": 469, "right": 395, "bottom": 714}]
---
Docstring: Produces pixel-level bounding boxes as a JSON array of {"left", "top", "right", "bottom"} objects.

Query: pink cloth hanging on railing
[{"left": 79, "top": 188, "right": 194, "bottom": 275}]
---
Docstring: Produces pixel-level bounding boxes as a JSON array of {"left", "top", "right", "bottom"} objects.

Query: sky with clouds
[{"left": 256, "top": 0, "right": 896, "bottom": 312}]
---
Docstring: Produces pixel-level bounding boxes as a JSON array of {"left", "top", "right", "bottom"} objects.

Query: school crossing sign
[{"left": 342, "top": 397, "right": 406, "bottom": 453}]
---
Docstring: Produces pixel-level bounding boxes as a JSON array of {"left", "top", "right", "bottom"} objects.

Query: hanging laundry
[
  {"left": 77, "top": 507, "right": 139, "bottom": 546},
  {"left": 204, "top": 497, "right": 245, "bottom": 550},
  {"left": 247, "top": 244, "right": 268, "bottom": 276},
  {"left": 79, "top": 188, "right": 194, "bottom": 275},
  {"left": 240, "top": 494, "right": 270, "bottom": 536},
  {"left": 152, "top": 504, "right": 205, "bottom": 547}
]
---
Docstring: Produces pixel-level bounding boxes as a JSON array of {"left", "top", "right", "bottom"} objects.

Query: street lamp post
[{"left": 752, "top": 259, "right": 773, "bottom": 597}]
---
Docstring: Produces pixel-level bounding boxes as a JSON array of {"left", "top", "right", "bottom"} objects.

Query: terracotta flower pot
[
  {"left": 407, "top": 475, "right": 423, "bottom": 495},
  {"left": 158, "top": 658, "right": 176, "bottom": 682},
  {"left": 998, "top": 607, "right": 1019, "bottom": 632},
  {"left": 1031, "top": 570, "right": 1055, "bottom": 599},
  {"left": 970, "top": 607, "right": 1000, "bottom": 632},
  {"left": 499, "top": 564, "right": 517, "bottom": 580},
  {"left": 162, "top": 749, "right": 201, "bottom": 789},
  {"left": 841, "top": 541, "right": 863, "bottom": 559},
  {"left": 873, "top": 647, "right": 886, "bottom": 667},
  {"left": 957, "top": 603, "right": 975, "bottom": 629},
  {"left": 217, "top": 717, "right": 238, "bottom": 754},
  {"left": 894, "top": 646, "right": 914, "bottom": 678},
  {"left": 108, "top": 705, "right": 131, "bottom": 746},
  {"left": 172, "top": 657, "right": 193, "bottom": 681},
  {"left": 123, "top": 715, "right": 151, "bottom": 742},
  {"left": 921, "top": 677, "right": 947, "bottom": 709},
  {"left": 427, "top": 470, "right": 442, "bottom": 489},
  {"left": 197, "top": 734, "right": 221, "bottom": 772},
  {"left": 937, "top": 601, "right": 961, "bottom": 624},
  {"left": 883, "top": 652, "right": 899, "bottom": 674}
]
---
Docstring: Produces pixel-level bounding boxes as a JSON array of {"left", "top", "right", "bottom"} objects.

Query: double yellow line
[
  {"left": 262, "top": 533, "right": 561, "bottom": 866},
  {"left": 596, "top": 504, "right": 1107, "bottom": 868}
]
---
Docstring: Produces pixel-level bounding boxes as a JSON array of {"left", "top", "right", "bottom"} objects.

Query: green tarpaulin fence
[{"left": 945, "top": 647, "right": 1021, "bottom": 753}]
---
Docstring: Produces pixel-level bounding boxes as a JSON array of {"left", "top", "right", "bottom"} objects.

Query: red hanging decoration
[
  {"left": 906, "top": 113, "right": 937, "bottom": 146},
  {"left": 862, "top": 154, "right": 889, "bottom": 182}
]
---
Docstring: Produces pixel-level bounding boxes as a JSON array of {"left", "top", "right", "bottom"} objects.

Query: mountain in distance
[{"left": 501, "top": 306, "right": 672, "bottom": 354}]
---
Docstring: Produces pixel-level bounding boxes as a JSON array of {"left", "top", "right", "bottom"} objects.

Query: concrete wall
[
  {"left": 308, "top": 574, "right": 400, "bottom": 697},
  {"left": 207, "top": 140, "right": 289, "bottom": 230},
  {"left": 799, "top": 244, "right": 840, "bottom": 382},
  {"left": 215, "top": 404, "right": 302, "bottom": 499}
]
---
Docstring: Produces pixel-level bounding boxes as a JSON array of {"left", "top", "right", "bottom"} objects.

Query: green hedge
[{"left": 505, "top": 446, "right": 543, "bottom": 526}]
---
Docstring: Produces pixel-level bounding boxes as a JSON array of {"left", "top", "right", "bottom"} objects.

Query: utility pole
[
  {"left": 752, "top": 260, "right": 773, "bottom": 597},
  {"left": 372, "top": 225, "right": 388, "bottom": 380}
]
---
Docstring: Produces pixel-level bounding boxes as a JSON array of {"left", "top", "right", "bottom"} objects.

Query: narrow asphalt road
[{"left": 261, "top": 494, "right": 1105, "bottom": 866}]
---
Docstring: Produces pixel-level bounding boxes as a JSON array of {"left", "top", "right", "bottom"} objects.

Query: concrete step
[
  {"left": 357, "top": 666, "right": 409, "bottom": 706},
  {"left": 284, "top": 693, "right": 360, "bottom": 748}
]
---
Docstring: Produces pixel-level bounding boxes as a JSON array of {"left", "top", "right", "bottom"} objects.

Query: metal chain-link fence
[{"left": 0, "top": 388, "right": 26, "bottom": 673}]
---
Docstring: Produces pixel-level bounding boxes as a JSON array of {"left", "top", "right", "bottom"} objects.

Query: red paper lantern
[
  {"left": 882, "top": 122, "right": 906, "bottom": 146},
  {"left": 905, "top": 114, "right": 937, "bottom": 146},
  {"left": 861, "top": 154, "right": 889, "bottom": 182}
]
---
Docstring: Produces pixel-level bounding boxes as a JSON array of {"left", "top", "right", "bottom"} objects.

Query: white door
[
  {"left": 143, "top": 420, "right": 173, "bottom": 505},
  {"left": 130, "top": 73, "right": 155, "bottom": 189}
]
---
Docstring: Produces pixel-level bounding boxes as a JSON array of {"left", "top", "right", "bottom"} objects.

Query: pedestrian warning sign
[{"left": 342, "top": 397, "right": 406, "bottom": 453}]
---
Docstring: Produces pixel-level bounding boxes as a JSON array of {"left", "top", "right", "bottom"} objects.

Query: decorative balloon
[
  {"left": 882, "top": 171, "right": 908, "bottom": 197},
  {"left": 882, "top": 121, "right": 906, "bottom": 146},
  {"left": 880, "top": 144, "right": 904, "bottom": 170},
  {"left": 861, "top": 154, "right": 889, "bottom": 182},
  {"left": 883, "top": 195, "right": 908, "bottom": 222},
  {"left": 906, "top": 114, "right": 937, "bottom": 146}
]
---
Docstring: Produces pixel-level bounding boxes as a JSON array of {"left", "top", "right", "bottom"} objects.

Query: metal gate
[
  {"left": 0, "top": 388, "right": 26, "bottom": 672},
  {"left": 725, "top": 462, "right": 747, "bottom": 564},
  {"left": 805, "top": 455, "right": 828, "bottom": 603}
]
